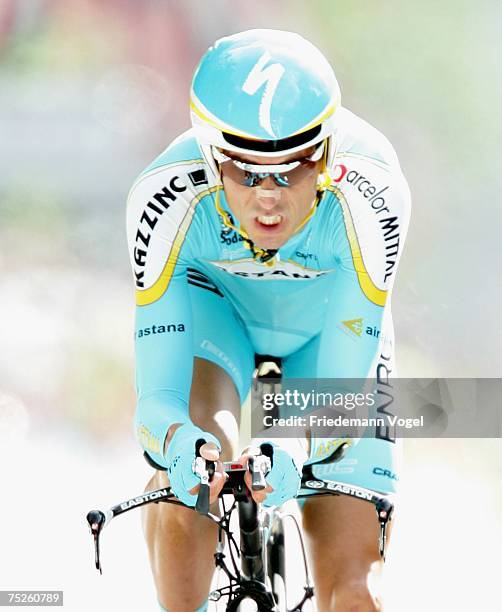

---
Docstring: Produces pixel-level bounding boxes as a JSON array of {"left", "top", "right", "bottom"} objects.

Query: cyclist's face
[{"left": 220, "top": 146, "right": 321, "bottom": 250}]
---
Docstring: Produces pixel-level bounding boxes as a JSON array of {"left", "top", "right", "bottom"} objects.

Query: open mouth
[{"left": 255, "top": 214, "right": 283, "bottom": 229}]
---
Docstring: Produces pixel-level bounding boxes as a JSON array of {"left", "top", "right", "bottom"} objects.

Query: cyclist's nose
[
  {"left": 259, "top": 174, "right": 282, "bottom": 190},
  {"left": 255, "top": 186, "right": 282, "bottom": 209}
]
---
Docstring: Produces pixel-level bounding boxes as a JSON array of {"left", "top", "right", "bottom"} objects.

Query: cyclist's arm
[
  {"left": 296, "top": 157, "right": 411, "bottom": 461},
  {"left": 126, "top": 168, "right": 198, "bottom": 468},
  {"left": 323, "top": 157, "right": 411, "bottom": 378},
  {"left": 132, "top": 279, "right": 193, "bottom": 467}
]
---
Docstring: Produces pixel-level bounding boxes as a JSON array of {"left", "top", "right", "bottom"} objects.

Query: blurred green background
[{"left": 0, "top": 2, "right": 501, "bottom": 610}]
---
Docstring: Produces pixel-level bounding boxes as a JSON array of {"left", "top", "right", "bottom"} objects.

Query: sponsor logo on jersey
[
  {"left": 135, "top": 323, "right": 186, "bottom": 339},
  {"left": 218, "top": 212, "right": 245, "bottom": 246},
  {"left": 342, "top": 317, "right": 363, "bottom": 337},
  {"left": 187, "top": 168, "right": 208, "bottom": 187},
  {"left": 375, "top": 351, "right": 396, "bottom": 443},
  {"left": 333, "top": 164, "right": 390, "bottom": 210},
  {"left": 295, "top": 250, "right": 319, "bottom": 263},
  {"left": 220, "top": 230, "right": 245, "bottom": 246},
  {"left": 379, "top": 217, "right": 400, "bottom": 282},
  {"left": 332, "top": 164, "right": 400, "bottom": 283},
  {"left": 208, "top": 258, "right": 331, "bottom": 280},
  {"left": 131, "top": 164, "right": 219, "bottom": 305},
  {"left": 134, "top": 176, "right": 188, "bottom": 288},
  {"left": 373, "top": 467, "right": 399, "bottom": 481},
  {"left": 341, "top": 318, "right": 381, "bottom": 339}
]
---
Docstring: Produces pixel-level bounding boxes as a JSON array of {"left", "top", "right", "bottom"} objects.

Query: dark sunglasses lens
[
  {"left": 244, "top": 172, "right": 290, "bottom": 187},
  {"left": 273, "top": 174, "right": 289, "bottom": 187},
  {"left": 220, "top": 158, "right": 317, "bottom": 187},
  {"left": 244, "top": 172, "right": 263, "bottom": 187}
]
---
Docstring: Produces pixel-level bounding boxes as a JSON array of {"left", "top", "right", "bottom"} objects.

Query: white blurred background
[{"left": 1, "top": 1, "right": 501, "bottom": 610}]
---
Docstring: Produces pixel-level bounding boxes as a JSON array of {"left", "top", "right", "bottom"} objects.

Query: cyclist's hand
[
  {"left": 164, "top": 423, "right": 225, "bottom": 507},
  {"left": 189, "top": 441, "right": 227, "bottom": 505},
  {"left": 239, "top": 447, "right": 273, "bottom": 504},
  {"left": 239, "top": 443, "right": 301, "bottom": 507}
]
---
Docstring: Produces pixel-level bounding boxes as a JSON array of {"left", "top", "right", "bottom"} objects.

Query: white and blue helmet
[{"left": 190, "top": 29, "right": 341, "bottom": 178}]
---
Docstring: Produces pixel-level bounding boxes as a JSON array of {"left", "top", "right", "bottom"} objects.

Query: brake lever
[
  {"left": 193, "top": 438, "right": 216, "bottom": 514},
  {"left": 248, "top": 454, "right": 271, "bottom": 491}
]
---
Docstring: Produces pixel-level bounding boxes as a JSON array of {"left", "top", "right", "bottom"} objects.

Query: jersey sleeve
[
  {"left": 126, "top": 163, "right": 201, "bottom": 467},
  {"left": 318, "top": 151, "right": 411, "bottom": 379}
]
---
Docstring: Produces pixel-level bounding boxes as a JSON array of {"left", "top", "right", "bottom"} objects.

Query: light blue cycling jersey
[{"left": 127, "top": 107, "right": 411, "bottom": 495}]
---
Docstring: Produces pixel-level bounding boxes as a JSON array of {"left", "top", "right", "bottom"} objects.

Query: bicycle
[{"left": 86, "top": 441, "right": 393, "bottom": 611}]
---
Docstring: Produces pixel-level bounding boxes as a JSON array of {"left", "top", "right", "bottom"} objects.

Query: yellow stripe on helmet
[
  {"left": 190, "top": 96, "right": 256, "bottom": 139},
  {"left": 291, "top": 102, "right": 337, "bottom": 136},
  {"left": 191, "top": 94, "right": 337, "bottom": 143}
]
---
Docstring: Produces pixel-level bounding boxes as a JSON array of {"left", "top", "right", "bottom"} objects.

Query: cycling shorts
[{"left": 190, "top": 281, "right": 401, "bottom": 498}]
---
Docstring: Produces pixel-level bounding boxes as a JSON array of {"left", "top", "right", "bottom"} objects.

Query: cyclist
[{"left": 127, "top": 29, "right": 410, "bottom": 611}]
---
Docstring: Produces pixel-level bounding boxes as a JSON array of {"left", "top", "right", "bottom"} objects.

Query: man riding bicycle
[{"left": 127, "top": 29, "right": 410, "bottom": 611}]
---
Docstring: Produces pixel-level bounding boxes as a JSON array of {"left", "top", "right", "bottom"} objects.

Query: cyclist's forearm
[
  {"left": 135, "top": 390, "right": 190, "bottom": 467},
  {"left": 131, "top": 274, "right": 195, "bottom": 466}
]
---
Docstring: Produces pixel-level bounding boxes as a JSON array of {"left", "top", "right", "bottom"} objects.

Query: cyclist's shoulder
[
  {"left": 126, "top": 131, "right": 219, "bottom": 297},
  {"left": 126, "top": 129, "right": 217, "bottom": 270},
  {"left": 126, "top": 129, "right": 218, "bottom": 238},
  {"left": 329, "top": 107, "right": 411, "bottom": 215},
  {"left": 322, "top": 109, "right": 411, "bottom": 295},
  {"left": 334, "top": 107, "right": 401, "bottom": 171},
  {"left": 127, "top": 129, "right": 212, "bottom": 205}
]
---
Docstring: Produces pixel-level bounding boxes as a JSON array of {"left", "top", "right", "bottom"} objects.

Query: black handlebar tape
[
  {"left": 196, "top": 483, "right": 210, "bottom": 514},
  {"left": 248, "top": 456, "right": 267, "bottom": 491}
]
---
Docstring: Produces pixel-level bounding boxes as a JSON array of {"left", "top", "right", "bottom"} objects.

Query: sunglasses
[{"left": 213, "top": 142, "right": 325, "bottom": 188}]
